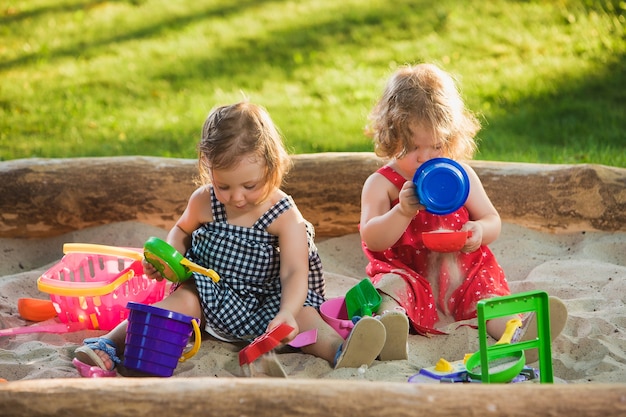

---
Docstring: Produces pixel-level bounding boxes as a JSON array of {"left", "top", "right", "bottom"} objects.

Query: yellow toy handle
[
  {"left": 64, "top": 243, "right": 220, "bottom": 283},
  {"left": 495, "top": 318, "right": 523, "bottom": 345},
  {"left": 179, "top": 318, "right": 202, "bottom": 362},
  {"left": 63, "top": 243, "right": 143, "bottom": 261},
  {"left": 180, "top": 258, "right": 220, "bottom": 283}
]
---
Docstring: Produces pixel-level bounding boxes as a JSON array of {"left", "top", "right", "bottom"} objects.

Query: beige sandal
[
  {"left": 334, "top": 316, "right": 386, "bottom": 369},
  {"left": 378, "top": 310, "right": 409, "bottom": 361}
]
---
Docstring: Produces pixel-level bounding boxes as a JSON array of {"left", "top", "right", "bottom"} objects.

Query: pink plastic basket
[{"left": 37, "top": 249, "right": 167, "bottom": 330}]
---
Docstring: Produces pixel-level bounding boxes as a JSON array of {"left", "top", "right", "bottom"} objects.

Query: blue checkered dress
[{"left": 187, "top": 187, "right": 325, "bottom": 341}]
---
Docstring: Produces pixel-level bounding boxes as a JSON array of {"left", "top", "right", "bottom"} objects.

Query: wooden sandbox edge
[{"left": 1, "top": 153, "right": 625, "bottom": 238}]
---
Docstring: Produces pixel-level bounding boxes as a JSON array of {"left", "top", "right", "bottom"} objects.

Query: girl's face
[
  {"left": 394, "top": 122, "right": 444, "bottom": 178},
  {"left": 210, "top": 155, "right": 267, "bottom": 211}
]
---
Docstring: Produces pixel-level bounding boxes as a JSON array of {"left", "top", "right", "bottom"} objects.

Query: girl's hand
[
  {"left": 267, "top": 310, "right": 299, "bottom": 343},
  {"left": 142, "top": 259, "right": 166, "bottom": 282},
  {"left": 462, "top": 221, "right": 483, "bottom": 253},
  {"left": 398, "top": 181, "right": 424, "bottom": 218}
]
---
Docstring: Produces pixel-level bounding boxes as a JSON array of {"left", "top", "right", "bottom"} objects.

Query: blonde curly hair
[{"left": 365, "top": 63, "right": 480, "bottom": 161}]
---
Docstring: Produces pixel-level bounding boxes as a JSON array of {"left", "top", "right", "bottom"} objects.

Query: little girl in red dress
[{"left": 360, "top": 63, "right": 511, "bottom": 342}]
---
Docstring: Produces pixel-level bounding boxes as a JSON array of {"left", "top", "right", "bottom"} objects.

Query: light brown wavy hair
[
  {"left": 365, "top": 63, "right": 480, "bottom": 161},
  {"left": 197, "top": 101, "right": 292, "bottom": 202}
]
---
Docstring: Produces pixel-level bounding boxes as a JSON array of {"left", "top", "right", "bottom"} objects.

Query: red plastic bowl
[{"left": 422, "top": 230, "right": 471, "bottom": 253}]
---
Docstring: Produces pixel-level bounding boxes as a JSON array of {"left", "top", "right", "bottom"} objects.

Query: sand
[{"left": 0, "top": 220, "right": 625, "bottom": 384}]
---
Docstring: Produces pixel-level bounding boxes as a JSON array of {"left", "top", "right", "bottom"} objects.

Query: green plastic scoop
[
  {"left": 143, "top": 237, "right": 220, "bottom": 284},
  {"left": 345, "top": 279, "right": 382, "bottom": 319}
]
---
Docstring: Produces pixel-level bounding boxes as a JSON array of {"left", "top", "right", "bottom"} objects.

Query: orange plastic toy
[{"left": 17, "top": 298, "right": 58, "bottom": 322}]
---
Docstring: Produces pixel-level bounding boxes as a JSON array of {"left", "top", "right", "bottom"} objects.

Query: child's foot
[
  {"left": 377, "top": 309, "right": 409, "bottom": 361},
  {"left": 334, "top": 316, "right": 386, "bottom": 369},
  {"left": 74, "top": 337, "right": 121, "bottom": 371},
  {"left": 513, "top": 296, "right": 568, "bottom": 364}
]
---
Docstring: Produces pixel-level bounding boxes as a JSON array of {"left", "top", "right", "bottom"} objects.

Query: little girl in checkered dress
[{"left": 75, "top": 101, "right": 399, "bottom": 373}]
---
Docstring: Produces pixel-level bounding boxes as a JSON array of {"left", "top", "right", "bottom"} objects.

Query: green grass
[{"left": 1, "top": 0, "right": 625, "bottom": 166}]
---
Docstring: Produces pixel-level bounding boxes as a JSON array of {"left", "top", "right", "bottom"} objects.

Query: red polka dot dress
[{"left": 362, "top": 166, "right": 510, "bottom": 335}]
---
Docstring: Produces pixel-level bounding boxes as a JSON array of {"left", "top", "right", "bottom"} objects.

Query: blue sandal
[{"left": 74, "top": 337, "right": 121, "bottom": 371}]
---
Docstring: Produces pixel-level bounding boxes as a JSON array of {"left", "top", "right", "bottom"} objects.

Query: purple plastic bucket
[
  {"left": 320, "top": 297, "right": 354, "bottom": 339},
  {"left": 123, "top": 302, "right": 200, "bottom": 377}
]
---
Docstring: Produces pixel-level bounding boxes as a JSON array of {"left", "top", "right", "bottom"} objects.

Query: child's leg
[
  {"left": 154, "top": 281, "right": 204, "bottom": 320},
  {"left": 375, "top": 273, "right": 408, "bottom": 312},
  {"left": 75, "top": 282, "right": 202, "bottom": 370},
  {"left": 486, "top": 315, "right": 519, "bottom": 340},
  {"left": 296, "top": 306, "right": 344, "bottom": 364},
  {"left": 372, "top": 273, "right": 410, "bottom": 361},
  {"left": 514, "top": 296, "right": 568, "bottom": 363},
  {"left": 486, "top": 296, "right": 568, "bottom": 363}
]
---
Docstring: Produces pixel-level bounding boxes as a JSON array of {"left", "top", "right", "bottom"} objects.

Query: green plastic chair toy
[{"left": 476, "top": 290, "right": 554, "bottom": 383}]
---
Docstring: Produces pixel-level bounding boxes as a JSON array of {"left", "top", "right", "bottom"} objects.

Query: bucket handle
[
  {"left": 179, "top": 318, "right": 202, "bottom": 363},
  {"left": 63, "top": 243, "right": 143, "bottom": 260}
]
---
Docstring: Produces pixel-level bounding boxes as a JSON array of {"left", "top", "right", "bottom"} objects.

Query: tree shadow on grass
[
  {"left": 2, "top": 0, "right": 623, "bottom": 164},
  {"left": 0, "top": 0, "right": 272, "bottom": 71}
]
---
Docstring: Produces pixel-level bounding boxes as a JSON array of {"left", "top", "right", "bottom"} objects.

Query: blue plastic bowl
[{"left": 413, "top": 158, "right": 470, "bottom": 215}]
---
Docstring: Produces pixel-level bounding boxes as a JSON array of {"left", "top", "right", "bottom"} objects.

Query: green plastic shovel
[{"left": 345, "top": 279, "right": 382, "bottom": 319}]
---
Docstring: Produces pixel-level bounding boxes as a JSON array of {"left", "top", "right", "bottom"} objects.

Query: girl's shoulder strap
[
  {"left": 377, "top": 165, "right": 406, "bottom": 191},
  {"left": 254, "top": 195, "right": 293, "bottom": 230},
  {"left": 209, "top": 186, "right": 227, "bottom": 222}
]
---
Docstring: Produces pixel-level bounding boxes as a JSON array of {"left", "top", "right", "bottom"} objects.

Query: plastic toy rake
[{"left": 239, "top": 323, "right": 294, "bottom": 366}]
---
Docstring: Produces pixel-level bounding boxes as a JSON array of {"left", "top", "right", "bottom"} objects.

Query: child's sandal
[
  {"left": 334, "top": 316, "right": 386, "bottom": 369},
  {"left": 74, "top": 337, "right": 121, "bottom": 371},
  {"left": 377, "top": 309, "right": 409, "bottom": 361}
]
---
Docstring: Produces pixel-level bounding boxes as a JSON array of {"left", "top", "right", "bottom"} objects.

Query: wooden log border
[
  {"left": 0, "top": 378, "right": 625, "bottom": 417},
  {"left": 1, "top": 153, "right": 625, "bottom": 238}
]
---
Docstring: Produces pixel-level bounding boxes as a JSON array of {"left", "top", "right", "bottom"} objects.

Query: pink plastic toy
[
  {"left": 37, "top": 251, "right": 166, "bottom": 330},
  {"left": 72, "top": 358, "right": 117, "bottom": 378},
  {"left": 319, "top": 297, "right": 354, "bottom": 339},
  {"left": 287, "top": 329, "right": 317, "bottom": 348},
  {"left": 0, "top": 321, "right": 86, "bottom": 337}
]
